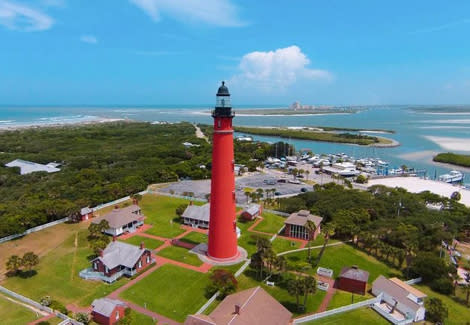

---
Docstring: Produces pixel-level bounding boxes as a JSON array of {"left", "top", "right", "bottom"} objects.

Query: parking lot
[{"left": 158, "top": 172, "right": 311, "bottom": 204}]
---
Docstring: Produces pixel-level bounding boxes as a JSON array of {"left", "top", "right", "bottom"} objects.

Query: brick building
[
  {"left": 337, "top": 265, "right": 369, "bottom": 295},
  {"left": 91, "top": 298, "right": 127, "bottom": 325},
  {"left": 240, "top": 204, "right": 262, "bottom": 221},
  {"left": 284, "top": 210, "right": 322, "bottom": 240}
]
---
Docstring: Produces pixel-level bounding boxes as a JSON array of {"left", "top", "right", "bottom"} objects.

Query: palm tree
[
  {"left": 304, "top": 220, "right": 317, "bottom": 263},
  {"left": 302, "top": 276, "right": 317, "bottom": 309},
  {"left": 287, "top": 277, "right": 304, "bottom": 311},
  {"left": 244, "top": 189, "right": 251, "bottom": 203},
  {"left": 292, "top": 168, "right": 298, "bottom": 180},
  {"left": 314, "top": 223, "right": 336, "bottom": 267}
]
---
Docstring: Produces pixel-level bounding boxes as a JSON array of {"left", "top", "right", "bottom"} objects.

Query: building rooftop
[
  {"left": 372, "top": 276, "right": 425, "bottom": 312},
  {"left": 94, "top": 241, "right": 148, "bottom": 270},
  {"left": 5, "top": 159, "right": 61, "bottom": 175},
  {"left": 81, "top": 207, "right": 93, "bottom": 215},
  {"left": 339, "top": 266, "right": 370, "bottom": 282},
  {"left": 91, "top": 298, "right": 126, "bottom": 317},
  {"left": 243, "top": 204, "right": 261, "bottom": 216},
  {"left": 285, "top": 210, "right": 323, "bottom": 227},
  {"left": 185, "top": 287, "right": 292, "bottom": 325},
  {"left": 92, "top": 205, "right": 143, "bottom": 229},
  {"left": 182, "top": 203, "right": 210, "bottom": 222},
  {"left": 389, "top": 277, "right": 427, "bottom": 299}
]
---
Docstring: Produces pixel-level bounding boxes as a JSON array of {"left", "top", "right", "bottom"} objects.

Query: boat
[{"left": 438, "top": 170, "right": 464, "bottom": 183}]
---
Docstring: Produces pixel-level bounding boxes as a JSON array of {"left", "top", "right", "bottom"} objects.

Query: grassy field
[
  {"left": 0, "top": 294, "right": 39, "bottom": 325},
  {"left": 237, "top": 270, "right": 326, "bottom": 316},
  {"left": 326, "top": 290, "right": 370, "bottom": 310},
  {"left": 129, "top": 310, "right": 156, "bottom": 324},
  {"left": 304, "top": 307, "right": 388, "bottom": 324},
  {"left": 252, "top": 212, "right": 286, "bottom": 234},
  {"left": 283, "top": 244, "right": 400, "bottom": 282},
  {"left": 141, "top": 194, "right": 197, "bottom": 238},
  {"left": 272, "top": 236, "right": 302, "bottom": 253},
  {"left": 1, "top": 229, "right": 128, "bottom": 307},
  {"left": 415, "top": 284, "right": 470, "bottom": 325},
  {"left": 120, "top": 264, "right": 209, "bottom": 322},
  {"left": 157, "top": 245, "right": 203, "bottom": 266},
  {"left": 121, "top": 235, "right": 164, "bottom": 250},
  {"left": 0, "top": 222, "right": 88, "bottom": 278},
  {"left": 179, "top": 231, "right": 207, "bottom": 245}
]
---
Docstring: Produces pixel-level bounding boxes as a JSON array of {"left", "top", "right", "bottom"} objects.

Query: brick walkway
[
  {"left": 155, "top": 256, "right": 212, "bottom": 273},
  {"left": 315, "top": 276, "right": 336, "bottom": 312},
  {"left": 119, "top": 299, "right": 180, "bottom": 325}
]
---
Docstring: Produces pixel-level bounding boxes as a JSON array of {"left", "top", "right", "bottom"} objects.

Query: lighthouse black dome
[{"left": 217, "top": 81, "right": 230, "bottom": 96}]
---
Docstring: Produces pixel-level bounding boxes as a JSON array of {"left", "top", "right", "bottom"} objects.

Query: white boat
[{"left": 438, "top": 170, "right": 464, "bottom": 183}]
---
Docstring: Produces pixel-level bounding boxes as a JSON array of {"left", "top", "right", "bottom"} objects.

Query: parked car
[{"left": 300, "top": 187, "right": 308, "bottom": 192}]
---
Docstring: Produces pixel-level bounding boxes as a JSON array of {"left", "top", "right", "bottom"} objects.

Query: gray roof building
[
  {"left": 95, "top": 241, "right": 148, "bottom": 270},
  {"left": 92, "top": 205, "right": 143, "bottom": 229},
  {"left": 340, "top": 266, "right": 370, "bottom": 282},
  {"left": 81, "top": 207, "right": 93, "bottom": 215},
  {"left": 285, "top": 210, "right": 323, "bottom": 227},
  {"left": 5, "top": 159, "right": 61, "bottom": 175},
  {"left": 182, "top": 203, "right": 210, "bottom": 222},
  {"left": 372, "top": 276, "right": 427, "bottom": 313},
  {"left": 91, "top": 298, "right": 127, "bottom": 317}
]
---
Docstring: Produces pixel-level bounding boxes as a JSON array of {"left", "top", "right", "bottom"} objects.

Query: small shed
[
  {"left": 91, "top": 298, "right": 127, "bottom": 325},
  {"left": 240, "top": 204, "right": 262, "bottom": 221},
  {"left": 337, "top": 265, "right": 369, "bottom": 295},
  {"left": 80, "top": 207, "right": 94, "bottom": 221}
]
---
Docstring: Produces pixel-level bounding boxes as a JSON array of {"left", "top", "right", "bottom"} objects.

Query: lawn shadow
[{"left": 17, "top": 270, "right": 37, "bottom": 278}]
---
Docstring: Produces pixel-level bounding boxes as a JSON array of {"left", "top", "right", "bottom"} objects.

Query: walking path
[
  {"left": 193, "top": 124, "right": 209, "bottom": 143},
  {"left": 277, "top": 241, "right": 345, "bottom": 256},
  {"left": 315, "top": 276, "right": 336, "bottom": 312},
  {"left": 155, "top": 256, "right": 212, "bottom": 273},
  {"left": 28, "top": 313, "right": 56, "bottom": 325}
]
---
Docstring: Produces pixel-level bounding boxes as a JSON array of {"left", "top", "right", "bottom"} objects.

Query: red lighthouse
[{"left": 207, "top": 82, "right": 239, "bottom": 260}]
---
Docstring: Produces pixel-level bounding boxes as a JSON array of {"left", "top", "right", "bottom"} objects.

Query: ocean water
[{"left": 1, "top": 105, "right": 470, "bottom": 179}]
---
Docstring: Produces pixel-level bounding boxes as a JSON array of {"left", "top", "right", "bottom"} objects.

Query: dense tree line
[
  {"left": 0, "top": 122, "right": 282, "bottom": 237},
  {"left": 433, "top": 152, "right": 470, "bottom": 168}
]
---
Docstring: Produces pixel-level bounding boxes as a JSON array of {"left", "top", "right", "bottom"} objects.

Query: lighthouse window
[
  {"left": 217, "top": 120, "right": 221, "bottom": 128},
  {"left": 232, "top": 191, "right": 236, "bottom": 202}
]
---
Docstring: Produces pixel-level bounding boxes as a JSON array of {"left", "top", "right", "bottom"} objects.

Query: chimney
[
  {"left": 112, "top": 236, "right": 117, "bottom": 242},
  {"left": 234, "top": 304, "right": 241, "bottom": 315},
  {"left": 140, "top": 242, "right": 145, "bottom": 250},
  {"left": 99, "top": 249, "right": 104, "bottom": 257},
  {"left": 114, "top": 205, "right": 119, "bottom": 210}
]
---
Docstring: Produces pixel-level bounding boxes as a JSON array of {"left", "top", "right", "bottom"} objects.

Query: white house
[
  {"left": 91, "top": 205, "right": 144, "bottom": 236},
  {"left": 372, "top": 276, "right": 427, "bottom": 323}
]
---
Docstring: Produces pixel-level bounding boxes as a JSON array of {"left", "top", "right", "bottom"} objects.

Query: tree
[
  {"left": 302, "top": 276, "right": 317, "bottom": 309},
  {"left": 21, "top": 252, "right": 39, "bottom": 273},
  {"left": 451, "top": 191, "right": 462, "bottom": 201},
  {"left": 425, "top": 297, "right": 448, "bottom": 324},
  {"left": 175, "top": 203, "right": 188, "bottom": 216},
  {"left": 88, "top": 220, "right": 110, "bottom": 255},
  {"left": 75, "top": 312, "right": 90, "bottom": 325},
  {"left": 355, "top": 174, "right": 368, "bottom": 184},
  {"left": 206, "top": 269, "right": 238, "bottom": 298},
  {"left": 409, "top": 252, "right": 450, "bottom": 283},
  {"left": 6, "top": 255, "right": 22, "bottom": 275},
  {"left": 314, "top": 223, "right": 336, "bottom": 267},
  {"left": 304, "top": 220, "right": 317, "bottom": 263},
  {"left": 287, "top": 277, "right": 304, "bottom": 311}
]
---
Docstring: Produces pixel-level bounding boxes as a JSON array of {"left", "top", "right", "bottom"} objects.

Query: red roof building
[
  {"left": 337, "top": 265, "right": 369, "bottom": 295},
  {"left": 240, "top": 204, "right": 262, "bottom": 221},
  {"left": 185, "top": 287, "right": 292, "bottom": 325}
]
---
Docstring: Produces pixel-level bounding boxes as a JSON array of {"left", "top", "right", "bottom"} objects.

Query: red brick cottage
[
  {"left": 91, "top": 298, "right": 127, "bottom": 325},
  {"left": 240, "top": 204, "right": 262, "bottom": 221},
  {"left": 80, "top": 207, "right": 94, "bottom": 221},
  {"left": 80, "top": 239, "right": 153, "bottom": 283},
  {"left": 284, "top": 210, "right": 322, "bottom": 240},
  {"left": 337, "top": 265, "right": 369, "bottom": 295}
]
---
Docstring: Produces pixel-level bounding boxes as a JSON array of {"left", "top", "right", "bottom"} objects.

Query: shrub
[
  {"left": 430, "top": 278, "right": 453, "bottom": 295},
  {"left": 50, "top": 300, "right": 68, "bottom": 315},
  {"left": 425, "top": 297, "right": 448, "bottom": 324}
]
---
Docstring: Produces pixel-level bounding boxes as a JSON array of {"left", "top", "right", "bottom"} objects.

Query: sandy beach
[
  {"left": 424, "top": 135, "right": 470, "bottom": 152},
  {"left": 0, "top": 117, "right": 126, "bottom": 132}
]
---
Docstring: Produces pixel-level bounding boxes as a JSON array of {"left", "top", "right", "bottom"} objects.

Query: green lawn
[
  {"left": 326, "top": 290, "right": 370, "bottom": 310},
  {"left": 283, "top": 244, "right": 400, "bottom": 282},
  {"left": 1, "top": 229, "right": 128, "bottom": 307},
  {"left": 415, "top": 284, "right": 470, "bottom": 325},
  {"left": 237, "top": 270, "right": 326, "bottom": 316},
  {"left": 141, "top": 195, "right": 198, "bottom": 238},
  {"left": 238, "top": 232, "right": 271, "bottom": 257},
  {"left": 130, "top": 310, "right": 156, "bottom": 324},
  {"left": 121, "top": 235, "right": 165, "bottom": 250},
  {"left": 252, "top": 212, "right": 286, "bottom": 234},
  {"left": 179, "top": 231, "right": 207, "bottom": 245},
  {"left": 157, "top": 245, "right": 203, "bottom": 266},
  {"left": 120, "top": 264, "right": 209, "bottom": 322},
  {"left": 272, "top": 236, "right": 301, "bottom": 253},
  {"left": 0, "top": 294, "right": 39, "bottom": 325},
  {"left": 304, "top": 307, "right": 388, "bottom": 324}
]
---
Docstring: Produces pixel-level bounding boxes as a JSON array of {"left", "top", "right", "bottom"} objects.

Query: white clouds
[
  {"left": 0, "top": 0, "right": 53, "bottom": 31},
  {"left": 80, "top": 35, "right": 98, "bottom": 44},
  {"left": 129, "top": 0, "right": 245, "bottom": 27},
  {"left": 231, "top": 46, "right": 332, "bottom": 92}
]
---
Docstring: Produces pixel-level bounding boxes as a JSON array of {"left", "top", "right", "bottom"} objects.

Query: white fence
[
  {"left": 0, "top": 285, "right": 82, "bottom": 324},
  {"left": 93, "top": 189, "right": 149, "bottom": 212},
  {"left": 0, "top": 217, "right": 71, "bottom": 244},
  {"left": 293, "top": 293, "right": 383, "bottom": 323}
]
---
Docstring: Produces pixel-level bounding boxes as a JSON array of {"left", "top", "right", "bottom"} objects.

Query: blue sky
[{"left": 1, "top": 0, "right": 470, "bottom": 105}]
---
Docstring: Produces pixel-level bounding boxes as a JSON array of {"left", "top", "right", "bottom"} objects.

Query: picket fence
[
  {"left": 0, "top": 217, "right": 71, "bottom": 244},
  {"left": 293, "top": 293, "right": 383, "bottom": 323}
]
